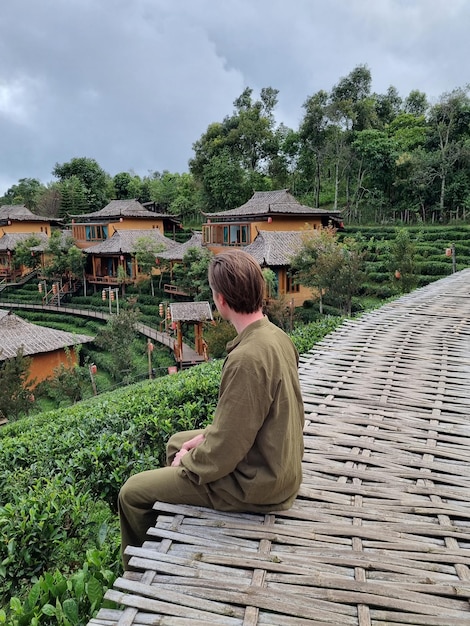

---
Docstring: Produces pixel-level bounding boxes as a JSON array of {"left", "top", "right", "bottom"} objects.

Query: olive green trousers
[{"left": 118, "top": 429, "right": 214, "bottom": 569}]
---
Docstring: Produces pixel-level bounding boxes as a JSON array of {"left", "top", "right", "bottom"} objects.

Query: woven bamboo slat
[{"left": 89, "top": 269, "right": 470, "bottom": 626}]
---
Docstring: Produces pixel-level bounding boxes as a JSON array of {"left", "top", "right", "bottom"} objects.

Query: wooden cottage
[
  {"left": 0, "top": 204, "right": 55, "bottom": 235},
  {"left": 83, "top": 229, "right": 178, "bottom": 287},
  {"left": 70, "top": 199, "right": 180, "bottom": 250},
  {"left": 243, "top": 230, "right": 309, "bottom": 306},
  {"left": 0, "top": 205, "right": 61, "bottom": 283},
  {"left": 199, "top": 189, "right": 343, "bottom": 304},
  {"left": 0, "top": 309, "right": 94, "bottom": 386},
  {"left": 0, "top": 232, "right": 49, "bottom": 283},
  {"left": 202, "top": 189, "right": 342, "bottom": 252}
]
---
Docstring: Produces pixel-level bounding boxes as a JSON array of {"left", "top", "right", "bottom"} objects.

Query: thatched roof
[
  {"left": 0, "top": 205, "right": 53, "bottom": 223},
  {"left": 158, "top": 232, "right": 203, "bottom": 261},
  {"left": 71, "top": 199, "right": 169, "bottom": 221},
  {"left": 83, "top": 229, "right": 178, "bottom": 255},
  {"left": 0, "top": 309, "right": 94, "bottom": 360},
  {"left": 0, "top": 232, "right": 49, "bottom": 252},
  {"left": 169, "top": 301, "right": 213, "bottom": 322},
  {"left": 204, "top": 190, "right": 340, "bottom": 219},
  {"left": 243, "top": 230, "right": 304, "bottom": 266}
]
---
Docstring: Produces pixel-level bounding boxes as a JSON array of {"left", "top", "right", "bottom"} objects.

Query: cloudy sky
[{"left": 1, "top": 0, "right": 468, "bottom": 195}]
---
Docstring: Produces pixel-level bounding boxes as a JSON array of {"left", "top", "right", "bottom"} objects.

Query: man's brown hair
[{"left": 208, "top": 249, "right": 264, "bottom": 314}]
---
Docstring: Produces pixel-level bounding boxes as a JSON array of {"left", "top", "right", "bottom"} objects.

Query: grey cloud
[{"left": 1, "top": 0, "right": 469, "bottom": 194}]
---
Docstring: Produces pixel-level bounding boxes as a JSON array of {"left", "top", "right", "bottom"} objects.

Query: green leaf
[
  {"left": 97, "top": 521, "right": 108, "bottom": 548},
  {"left": 63, "top": 598, "right": 79, "bottom": 625},
  {"left": 9, "top": 597, "right": 22, "bottom": 614},
  {"left": 71, "top": 570, "right": 85, "bottom": 600},
  {"left": 86, "top": 575, "right": 103, "bottom": 606},
  {"left": 41, "top": 603, "right": 56, "bottom": 617},
  {"left": 26, "top": 581, "right": 42, "bottom": 611}
]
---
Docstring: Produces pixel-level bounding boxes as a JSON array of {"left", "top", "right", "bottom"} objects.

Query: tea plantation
[
  {"left": 0, "top": 317, "right": 343, "bottom": 625},
  {"left": 1, "top": 223, "right": 469, "bottom": 623}
]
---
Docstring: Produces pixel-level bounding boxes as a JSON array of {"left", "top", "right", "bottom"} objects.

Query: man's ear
[{"left": 216, "top": 292, "right": 226, "bottom": 306}]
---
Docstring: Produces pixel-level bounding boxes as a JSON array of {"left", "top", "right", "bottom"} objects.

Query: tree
[
  {"left": 95, "top": 308, "right": 141, "bottom": 384},
  {"left": 200, "top": 148, "right": 251, "bottom": 212},
  {"left": 133, "top": 236, "right": 165, "bottom": 296},
  {"left": 262, "top": 268, "right": 277, "bottom": 299},
  {"left": 427, "top": 87, "right": 470, "bottom": 218},
  {"left": 47, "top": 346, "right": 86, "bottom": 405},
  {"left": 189, "top": 87, "right": 282, "bottom": 210},
  {"left": 36, "top": 185, "right": 62, "bottom": 218},
  {"left": 330, "top": 64, "right": 374, "bottom": 132},
  {"left": 43, "top": 230, "right": 85, "bottom": 285},
  {"left": 328, "top": 239, "right": 366, "bottom": 316},
  {"left": 172, "top": 247, "right": 213, "bottom": 301},
  {"left": 0, "top": 347, "right": 35, "bottom": 420},
  {"left": 387, "top": 227, "right": 419, "bottom": 293},
  {"left": 57, "top": 175, "right": 88, "bottom": 217},
  {"left": 290, "top": 228, "right": 337, "bottom": 314},
  {"left": 374, "top": 85, "right": 403, "bottom": 127},
  {"left": 203, "top": 314, "right": 237, "bottom": 358},
  {"left": 298, "top": 90, "right": 330, "bottom": 206},
  {"left": 13, "top": 235, "right": 42, "bottom": 272},
  {"left": 404, "top": 90, "right": 429, "bottom": 116},
  {"left": 53, "top": 157, "right": 111, "bottom": 212},
  {"left": 290, "top": 228, "right": 364, "bottom": 316},
  {"left": 113, "top": 172, "right": 143, "bottom": 200},
  {"left": 147, "top": 171, "right": 200, "bottom": 222},
  {"left": 1, "top": 178, "right": 45, "bottom": 211},
  {"left": 351, "top": 129, "right": 398, "bottom": 219}
]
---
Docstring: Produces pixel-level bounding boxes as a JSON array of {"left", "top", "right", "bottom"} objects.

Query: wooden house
[
  {"left": 70, "top": 199, "right": 180, "bottom": 250},
  {"left": 72, "top": 199, "right": 182, "bottom": 290},
  {"left": 83, "top": 228, "right": 178, "bottom": 288},
  {"left": 0, "top": 309, "right": 94, "bottom": 386},
  {"left": 243, "top": 230, "right": 311, "bottom": 306},
  {"left": 0, "top": 204, "right": 55, "bottom": 235},
  {"left": 0, "top": 232, "right": 49, "bottom": 283},
  {"left": 201, "top": 190, "right": 341, "bottom": 304},
  {"left": 202, "top": 189, "right": 342, "bottom": 252},
  {"left": 0, "top": 205, "right": 61, "bottom": 283}
]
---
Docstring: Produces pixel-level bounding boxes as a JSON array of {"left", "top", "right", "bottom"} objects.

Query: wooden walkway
[
  {"left": 89, "top": 269, "right": 470, "bottom": 626},
  {"left": 1, "top": 301, "right": 205, "bottom": 364}
]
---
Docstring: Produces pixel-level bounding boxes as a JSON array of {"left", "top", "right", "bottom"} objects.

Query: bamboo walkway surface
[{"left": 89, "top": 269, "right": 470, "bottom": 626}]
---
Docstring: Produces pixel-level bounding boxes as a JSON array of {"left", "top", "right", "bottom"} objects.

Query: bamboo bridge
[{"left": 88, "top": 269, "right": 470, "bottom": 625}]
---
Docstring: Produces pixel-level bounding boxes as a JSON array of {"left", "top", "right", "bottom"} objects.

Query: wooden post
[{"left": 147, "top": 339, "right": 153, "bottom": 379}]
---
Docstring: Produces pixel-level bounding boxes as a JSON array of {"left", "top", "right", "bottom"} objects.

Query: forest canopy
[{"left": 2, "top": 65, "right": 470, "bottom": 225}]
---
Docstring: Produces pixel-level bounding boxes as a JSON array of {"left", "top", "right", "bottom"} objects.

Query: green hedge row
[{"left": 0, "top": 360, "right": 222, "bottom": 623}]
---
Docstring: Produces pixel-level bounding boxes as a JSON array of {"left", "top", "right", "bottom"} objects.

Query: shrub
[{"left": 289, "top": 318, "right": 344, "bottom": 355}]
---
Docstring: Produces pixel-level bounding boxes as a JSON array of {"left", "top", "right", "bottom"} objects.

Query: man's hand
[{"left": 171, "top": 433, "right": 205, "bottom": 467}]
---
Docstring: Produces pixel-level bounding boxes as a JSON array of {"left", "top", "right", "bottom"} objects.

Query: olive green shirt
[{"left": 181, "top": 317, "right": 304, "bottom": 511}]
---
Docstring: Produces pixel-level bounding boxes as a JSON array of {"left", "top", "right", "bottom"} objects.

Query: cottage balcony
[
  {"left": 0, "top": 266, "right": 26, "bottom": 282},
  {"left": 85, "top": 274, "right": 134, "bottom": 286}
]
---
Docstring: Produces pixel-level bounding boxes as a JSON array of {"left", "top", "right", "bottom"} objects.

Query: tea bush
[{"left": 0, "top": 360, "right": 223, "bottom": 623}]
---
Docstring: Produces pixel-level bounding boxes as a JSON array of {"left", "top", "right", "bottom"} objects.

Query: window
[
  {"left": 203, "top": 223, "right": 250, "bottom": 246},
  {"left": 223, "top": 224, "right": 249, "bottom": 245},
  {"left": 85, "top": 225, "right": 108, "bottom": 241},
  {"left": 287, "top": 271, "right": 300, "bottom": 293}
]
